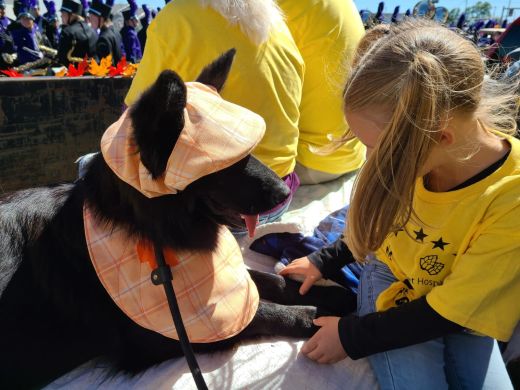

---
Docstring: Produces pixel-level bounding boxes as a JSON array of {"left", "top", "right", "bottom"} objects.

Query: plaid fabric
[
  {"left": 101, "top": 82, "right": 266, "bottom": 198},
  {"left": 83, "top": 205, "right": 259, "bottom": 342}
]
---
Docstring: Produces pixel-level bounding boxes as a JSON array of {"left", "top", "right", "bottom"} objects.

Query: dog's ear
[
  {"left": 195, "top": 48, "right": 236, "bottom": 93},
  {"left": 130, "top": 70, "right": 187, "bottom": 179}
]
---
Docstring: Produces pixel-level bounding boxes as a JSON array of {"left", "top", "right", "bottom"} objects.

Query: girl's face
[
  {"left": 344, "top": 107, "right": 391, "bottom": 158},
  {"left": 345, "top": 106, "right": 450, "bottom": 180}
]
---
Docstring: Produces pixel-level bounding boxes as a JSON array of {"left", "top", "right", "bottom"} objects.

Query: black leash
[{"left": 151, "top": 243, "right": 208, "bottom": 390}]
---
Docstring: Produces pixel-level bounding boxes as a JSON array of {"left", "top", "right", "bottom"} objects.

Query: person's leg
[
  {"left": 357, "top": 259, "right": 450, "bottom": 389},
  {"left": 294, "top": 162, "right": 346, "bottom": 185},
  {"left": 358, "top": 259, "right": 513, "bottom": 389},
  {"left": 503, "top": 321, "right": 520, "bottom": 363},
  {"left": 444, "top": 333, "right": 513, "bottom": 390},
  {"left": 258, "top": 171, "right": 300, "bottom": 223},
  {"left": 368, "top": 340, "right": 449, "bottom": 390}
]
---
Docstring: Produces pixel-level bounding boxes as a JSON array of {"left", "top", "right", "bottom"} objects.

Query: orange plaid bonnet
[
  {"left": 83, "top": 82, "right": 265, "bottom": 342},
  {"left": 100, "top": 81, "right": 266, "bottom": 197}
]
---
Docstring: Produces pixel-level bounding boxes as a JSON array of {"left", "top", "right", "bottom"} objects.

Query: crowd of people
[{"left": 0, "top": 0, "right": 153, "bottom": 70}]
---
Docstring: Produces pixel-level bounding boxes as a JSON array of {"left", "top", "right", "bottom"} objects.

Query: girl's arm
[
  {"left": 307, "top": 235, "right": 357, "bottom": 278},
  {"left": 338, "top": 296, "right": 462, "bottom": 359},
  {"left": 278, "top": 235, "right": 356, "bottom": 294}
]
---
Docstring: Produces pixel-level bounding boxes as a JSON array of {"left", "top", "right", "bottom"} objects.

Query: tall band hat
[
  {"left": 60, "top": 0, "right": 82, "bottom": 14},
  {"left": 140, "top": 3, "right": 150, "bottom": 25},
  {"left": 15, "top": 0, "right": 35, "bottom": 19},
  {"left": 43, "top": 0, "right": 58, "bottom": 21},
  {"left": 88, "top": 0, "right": 113, "bottom": 19},
  {"left": 121, "top": 0, "right": 138, "bottom": 20},
  {"left": 79, "top": 0, "right": 88, "bottom": 17}
]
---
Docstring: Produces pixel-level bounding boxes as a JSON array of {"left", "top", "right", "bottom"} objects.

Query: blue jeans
[{"left": 358, "top": 259, "right": 513, "bottom": 390}]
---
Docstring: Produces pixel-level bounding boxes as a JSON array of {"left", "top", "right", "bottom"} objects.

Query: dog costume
[{"left": 84, "top": 82, "right": 264, "bottom": 342}]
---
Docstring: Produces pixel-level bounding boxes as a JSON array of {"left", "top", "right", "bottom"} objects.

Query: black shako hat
[
  {"left": 88, "top": 0, "right": 112, "bottom": 19},
  {"left": 60, "top": 0, "right": 82, "bottom": 15}
]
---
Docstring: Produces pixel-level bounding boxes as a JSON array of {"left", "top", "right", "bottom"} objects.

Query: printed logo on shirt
[
  {"left": 394, "top": 287, "right": 410, "bottom": 306},
  {"left": 419, "top": 254, "right": 445, "bottom": 275}
]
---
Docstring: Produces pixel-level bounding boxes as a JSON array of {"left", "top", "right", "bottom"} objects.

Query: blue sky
[{"left": 125, "top": 0, "right": 520, "bottom": 22}]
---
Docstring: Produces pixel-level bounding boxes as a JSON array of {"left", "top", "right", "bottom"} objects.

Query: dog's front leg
[
  {"left": 248, "top": 269, "right": 356, "bottom": 316},
  {"left": 240, "top": 301, "right": 319, "bottom": 339}
]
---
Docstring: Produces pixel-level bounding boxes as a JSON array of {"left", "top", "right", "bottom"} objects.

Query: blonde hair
[{"left": 344, "top": 19, "right": 519, "bottom": 261}]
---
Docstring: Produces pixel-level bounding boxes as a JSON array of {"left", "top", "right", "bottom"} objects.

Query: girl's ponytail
[{"left": 346, "top": 48, "right": 450, "bottom": 261}]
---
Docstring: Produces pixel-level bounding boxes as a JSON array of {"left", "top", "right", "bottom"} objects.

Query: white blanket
[
  {"left": 46, "top": 175, "right": 379, "bottom": 390},
  {"left": 44, "top": 174, "right": 520, "bottom": 389}
]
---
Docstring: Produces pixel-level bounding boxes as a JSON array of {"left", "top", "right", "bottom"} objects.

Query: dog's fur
[{"left": 0, "top": 51, "right": 355, "bottom": 389}]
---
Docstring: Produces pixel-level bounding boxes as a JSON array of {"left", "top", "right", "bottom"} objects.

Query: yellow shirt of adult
[
  {"left": 125, "top": 1, "right": 304, "bottom": 178},
  {"left": 278, "top": 0, "right": 366, "bottom": 174},
  {"left": 375, "top": 133, "right": 520, "bottom": 342}
]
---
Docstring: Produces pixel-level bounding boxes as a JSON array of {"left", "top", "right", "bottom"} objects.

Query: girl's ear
[{"left": 439, "top": 129, "right": 455, "bottom": 146}]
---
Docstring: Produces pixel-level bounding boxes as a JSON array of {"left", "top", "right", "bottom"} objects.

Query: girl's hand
[
  {"left": 277, "top": 256, "right": 323, "bottom": 295},
  {"left": 301, "top": 317, "right": 347, "bottom": 364}
]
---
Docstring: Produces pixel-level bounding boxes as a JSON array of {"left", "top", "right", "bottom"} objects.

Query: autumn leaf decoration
[
  {"left": 89, "top": 55, "right": 112, "bottom": 77},
  {"left": 122, "top": 62, "right": 138, "bottom": 77},
  {"left": 66, "top": 56, "right": 89, "bottom": 77},
  {"left": 108, "top": 56, "right": 127, "bottom": 77},
  {"left": 53, "top": 55, "right": 138, "bottom": 77},
  {"left": 0, "top": 69, "right": 24, "bottom": 77},
  {"left": 54, "top": 67, "right": 67, "bottom": 77},
  {"left": 108, "top": 56, "right": 139, "bottom": 77}
]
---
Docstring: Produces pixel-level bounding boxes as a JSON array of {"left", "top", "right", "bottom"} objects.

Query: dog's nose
[{"left": 274, "top": 181, "right": 291, "bottom": 203}]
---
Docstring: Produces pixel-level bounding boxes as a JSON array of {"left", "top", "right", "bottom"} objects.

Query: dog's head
[{"left": 114, "top": 49, "right": 289, "bottom": 241}]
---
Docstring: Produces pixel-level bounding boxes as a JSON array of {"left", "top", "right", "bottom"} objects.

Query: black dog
[{"left": 0, "top": 50, "right": 355, "bottom": 389}]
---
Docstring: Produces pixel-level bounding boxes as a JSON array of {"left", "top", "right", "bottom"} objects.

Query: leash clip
[{"left": 151, "top": 264, "right": 173, "bottom": 285}]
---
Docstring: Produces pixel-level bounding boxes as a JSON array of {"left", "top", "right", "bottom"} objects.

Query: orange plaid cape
[
  {"left": 101, "top": 82, "right": 266, "bottom": 198},
  {"left": 83, "top": 81, "right": 267, "bottom": 341},
  {"left": 84, "top": 206, "right": 260, "bottom": 342}
]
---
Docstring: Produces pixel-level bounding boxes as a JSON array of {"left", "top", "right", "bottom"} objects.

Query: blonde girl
[{"left": 280, "top": 19, "right": 518, "bottom": 389}]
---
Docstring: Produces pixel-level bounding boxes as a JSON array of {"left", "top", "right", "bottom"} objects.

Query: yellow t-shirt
[
  {"left": 278, "top": 0, "right": 366, "bottom": 174},
  {"left": 125, "top": 1, "right": 304, "bottom": 178},
  {"left": 375, "top": 134, "right": 520, "bottom": 341}
]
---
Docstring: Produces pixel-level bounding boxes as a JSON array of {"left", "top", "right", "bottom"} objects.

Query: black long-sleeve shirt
[{"left": 308, "top": 237, "right": 462, "bottom": 359}]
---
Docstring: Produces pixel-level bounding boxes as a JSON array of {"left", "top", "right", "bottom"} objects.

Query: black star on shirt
[
  {"left": 431, "top": 237, "right": 450, "bottom": 250},
  {"left": 414, "top": 228, "right": 428, "bottom": 242}
]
